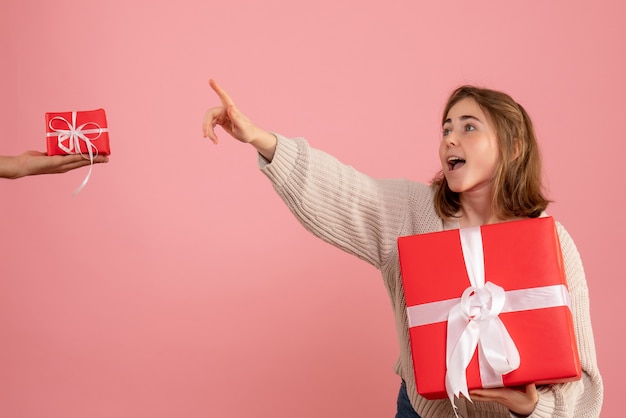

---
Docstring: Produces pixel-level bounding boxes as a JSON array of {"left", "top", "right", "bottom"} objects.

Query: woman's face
[{"left": 439, "top": 98, "right": 501, "bottom": 195}]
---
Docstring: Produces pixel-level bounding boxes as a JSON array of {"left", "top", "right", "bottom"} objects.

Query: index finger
[{"left": 209, "top": 79, "right": 235, "bottom": 108}]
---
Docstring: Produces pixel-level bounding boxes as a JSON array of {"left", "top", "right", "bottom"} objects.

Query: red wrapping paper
[
  {"left": 45, "top": 109, "right": 110, "bottom": 156},
  {"left": 397, "top": 217, "right": 581, "bottom": 400}
]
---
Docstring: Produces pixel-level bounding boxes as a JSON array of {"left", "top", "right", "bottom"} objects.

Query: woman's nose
[{"left": 444, "top": 133, "right": 457, "bottom": 147}]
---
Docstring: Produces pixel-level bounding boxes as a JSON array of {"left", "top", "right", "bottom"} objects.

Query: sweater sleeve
[
  {"left": 258, "top": 134, "right": 425, "bottom": 269},
  {"left": 520, "top": 222, "right": 603, "bottom": 418}
]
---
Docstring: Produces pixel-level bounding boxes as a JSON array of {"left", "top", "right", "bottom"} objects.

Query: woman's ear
[{"left": 511, "top": 138, "right": 522, "bottom": 162}]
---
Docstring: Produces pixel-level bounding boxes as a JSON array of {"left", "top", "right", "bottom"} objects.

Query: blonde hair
[{"left": 432, "top": 85, "right": 550, "bottom": 220}]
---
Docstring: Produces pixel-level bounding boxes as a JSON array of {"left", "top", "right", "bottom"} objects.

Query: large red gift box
[
  {"left": 46, "top": 109, "right": 110, "bottom": 156},
  {"left": 397, "top": 217, "right": 581, "bottom": 401}
]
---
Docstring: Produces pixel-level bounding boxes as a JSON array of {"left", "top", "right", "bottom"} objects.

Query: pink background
[{"left": 1, "top": 1, "right": 623, "bottom": 417}]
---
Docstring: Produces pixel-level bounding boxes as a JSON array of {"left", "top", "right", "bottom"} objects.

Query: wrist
[
  {"left": 249, "top": 130, "right": 277, "bottom": 161},
  {"left": 0, "top": 156, "right": 23, "bottom": 179}
]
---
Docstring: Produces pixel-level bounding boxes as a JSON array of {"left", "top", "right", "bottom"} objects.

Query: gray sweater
[{"left": 259, "top": 135, "right": 603, "bottom": 418}]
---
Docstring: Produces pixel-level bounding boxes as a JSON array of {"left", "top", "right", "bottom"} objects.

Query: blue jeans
[{"left": 395, "top": 380, "right": 422, "bottom": 418}]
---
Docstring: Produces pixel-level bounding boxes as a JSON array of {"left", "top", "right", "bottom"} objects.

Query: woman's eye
[
  {"left": 442, "top": 128, "right": 451, "bottom": 136},
  {"left": 465, "top": 124, "right": 475, "bottom": 132}
]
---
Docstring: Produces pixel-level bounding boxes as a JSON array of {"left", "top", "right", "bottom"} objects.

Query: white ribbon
[
  {"left": 444, "top": 226, "right": 520, "bottom": 410},
  {"left": 404, "top": 226, "right": 571, "bottom": 415},
  {"left": 47, "top": 111, "right": 107, "bottom": 195}
]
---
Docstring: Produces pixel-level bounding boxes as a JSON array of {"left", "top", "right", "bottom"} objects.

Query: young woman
[{"left": 203, "top": 80, "right": 603, "bottom": 417}]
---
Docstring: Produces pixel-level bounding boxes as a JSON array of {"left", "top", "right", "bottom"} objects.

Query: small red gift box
[
  {"left": 397, "top": 217, "right": 581, "bottom": 402},
  {"left": 46, "top": 109, "right": 110, "bottom": 156}
]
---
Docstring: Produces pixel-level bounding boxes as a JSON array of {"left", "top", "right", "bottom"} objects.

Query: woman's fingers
[
  {"left": 205, "top": 79, "right": 253, "bottom": 144},
  {"left": 209, "top": 79, "right": 235, "bottom": 108},
  {"left": 469, "top": 384, "right": 538, "bottom": 416},
  {"left": 203, "top": 107, "right": 225, "bottom": 144}
]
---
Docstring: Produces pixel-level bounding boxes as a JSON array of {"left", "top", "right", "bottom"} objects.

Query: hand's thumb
[{"left": 226, "top": 105, "right": 241, "bottom": 128}]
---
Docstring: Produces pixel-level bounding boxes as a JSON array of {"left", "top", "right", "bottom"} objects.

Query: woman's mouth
[{"left": 447, "top": 156, "right": 466, "bottom": 171}]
